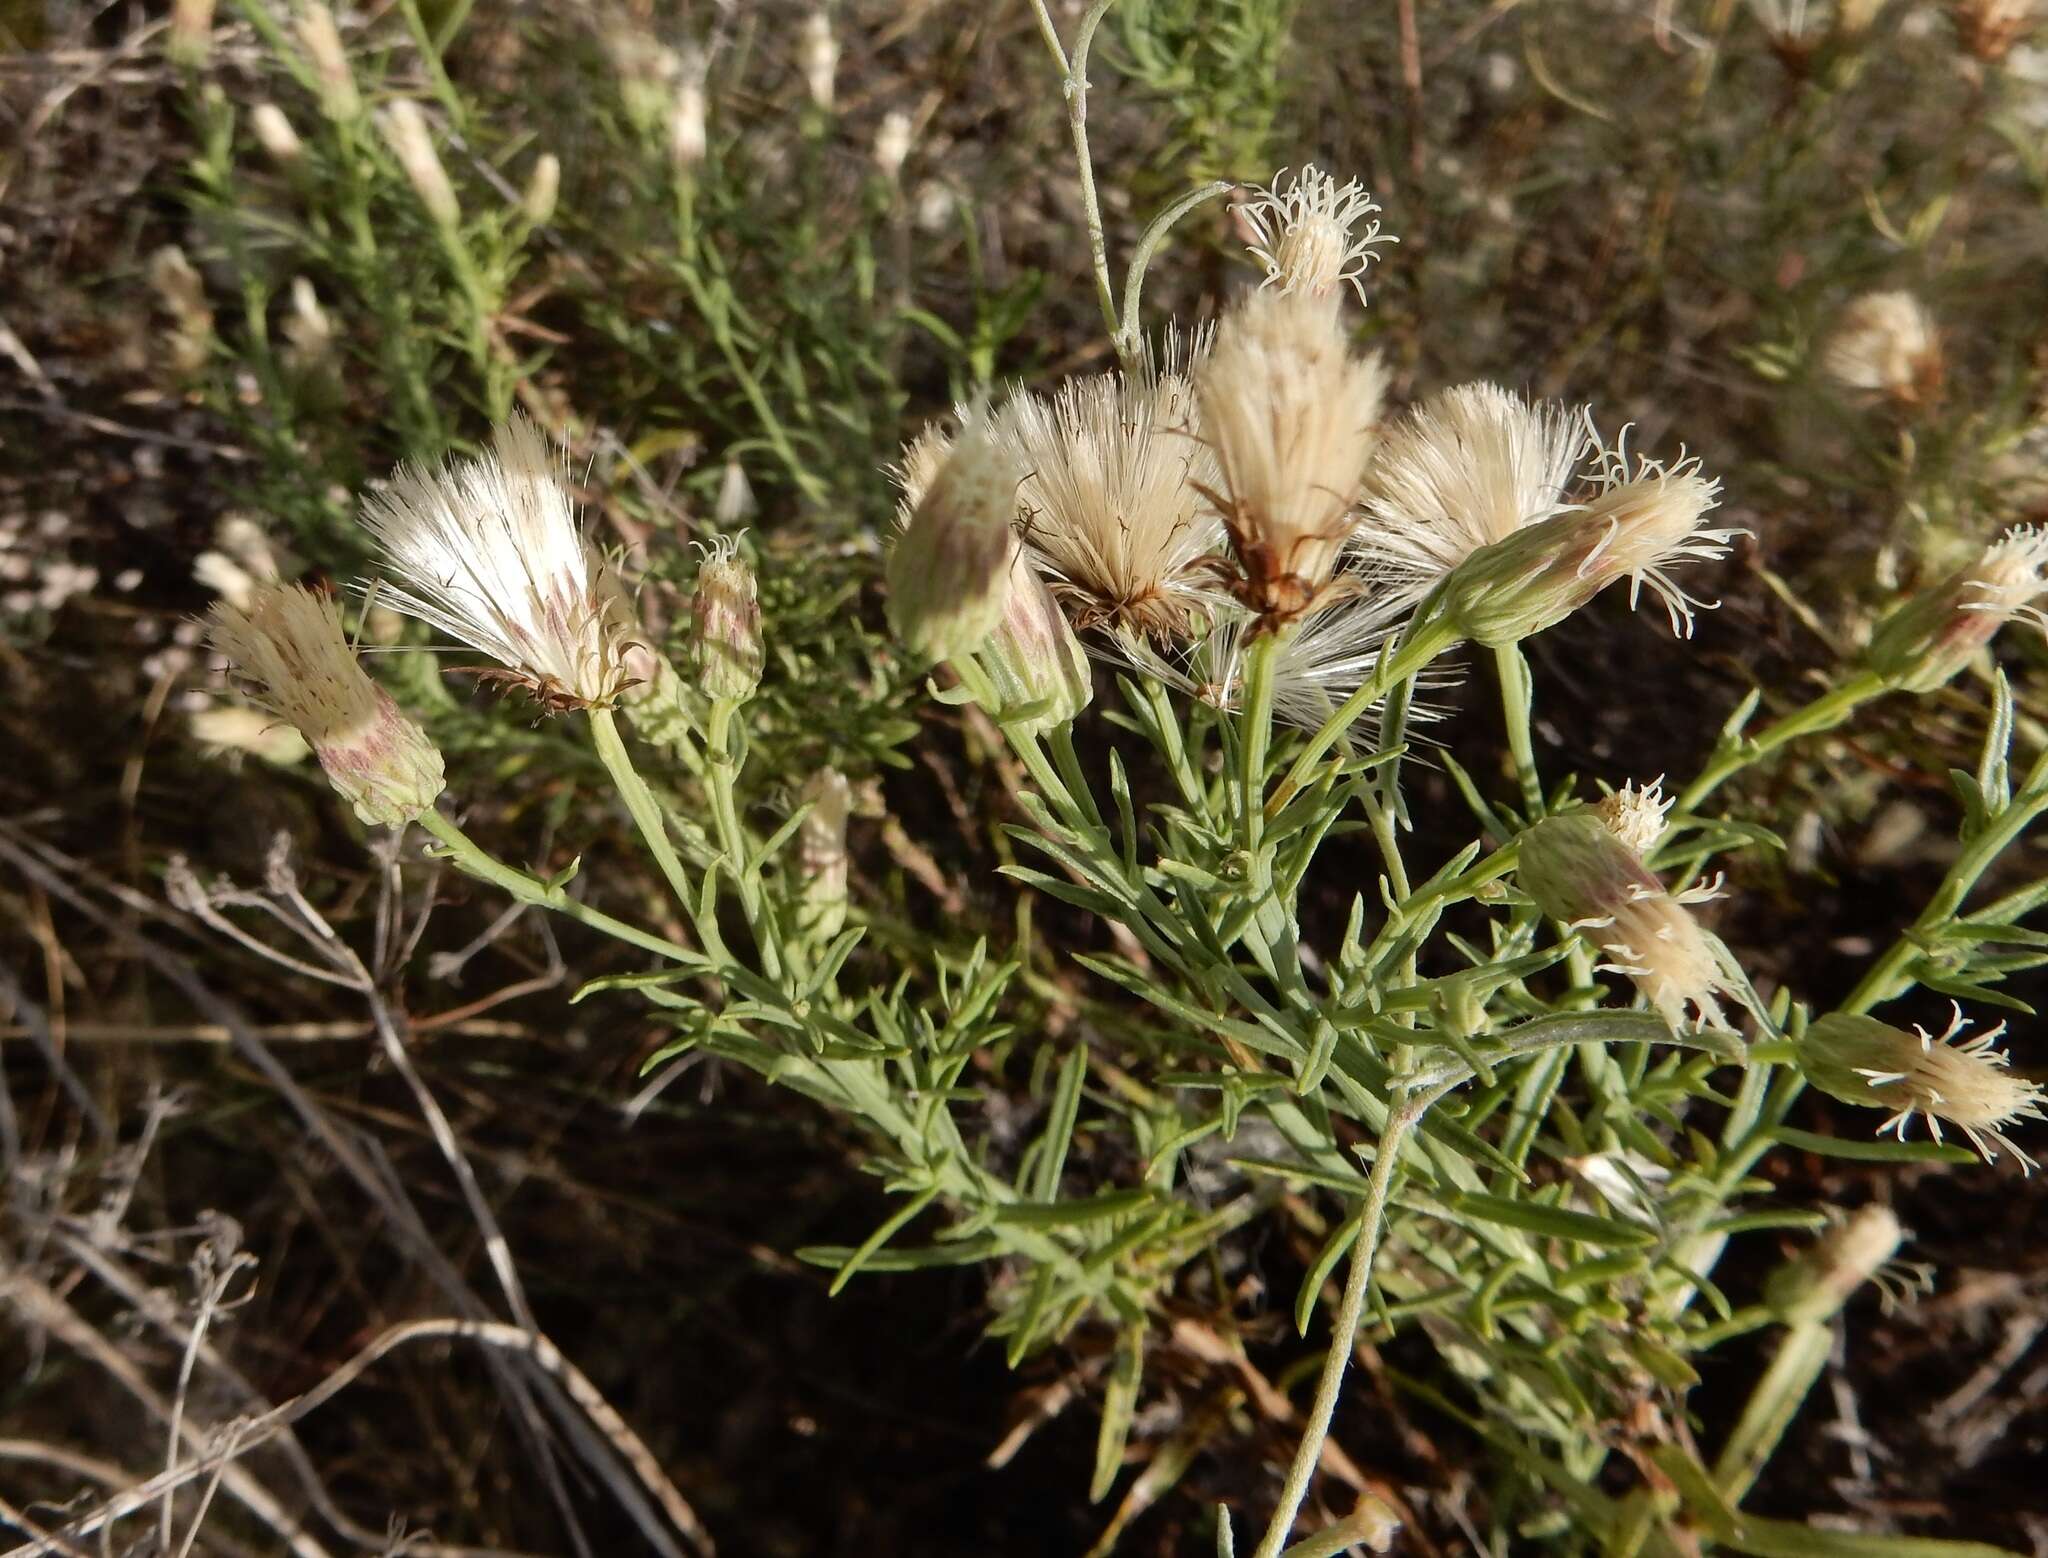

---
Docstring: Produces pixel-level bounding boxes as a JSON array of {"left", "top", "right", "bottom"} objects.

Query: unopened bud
[
  {"left": 250, "top": 102, "right": 305, "bottom": 165},
  {"left": 1764, "top": 1205, "right": 1904, "bottom": 1325},
  {"left": 886, "top": 417, "right": 1019, "bottom": 663},
  {"left": 521, "top": 153, "right": 560, "bottom": 227},
  {"left": 1517, "top": 812, "right": 1734, "bottom": 1030},
  {"left": 981, "top": 553, "right": 1092, "bottom": 734},
  {"left": 1865, "top": 526, "right": 2048, "bottom": 692},
  {"left": 379, "top": 101, "right": 461, "bottom": 229},
  {"left": 692, "top": 538, "right": 762, "bottom": 703},
  {"left": 295, "top": 4, "right": 361, "bottom": 122},
  {"left": 799, "top": 11, "right": 839, "bottom": 111},
  {"left": 1801, "top": 1008, "right": 2044, "bottom": 1168},
  {"left": 874, "top": 110, "right": 913, "bottom": 182},
  {"left": 795, "top": 768, "right": 852, "bottom": 938},
  {"left": 207, "top": 584, "right": 444, "bottom": 826}
]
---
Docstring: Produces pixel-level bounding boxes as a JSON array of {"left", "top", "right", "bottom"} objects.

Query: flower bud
[
  {"left": 1763, "top": 1205, "right": 1904, "bottom": 1325},
  {"left": 980, "top": 552, "right": 1092, "bottom": 734},
  {"left": 521, "top": 153, "right": 560, "bottom": 227},
  {"left": 1865, "top": 526, "right": 2048, "bottom": 692},
  {"left": 799, "top": 11, "right": 839, "bottom": 111},
  {"left": 379, "top": 101, "right": 461, "bottom": 229},
  {"left": 1517, "top": 812, "right": 1733, "bottom": 1030},
  {"left": 795, "top": 768, "right": 852, "bottom": 938},
  {"left": 692, "top": 538, "right": 762, "bottom": 703},
  {"left": 207, "top": 584, "right": 444, "bottom": 826},
  {"left": 1441, "top": 449, "right": 1730, "bottom": 646},
  {"left": 249, "top": 102, "right": 305, "bottom": 166},
  {"left": 1801, "top": 1009, "right": 2044, "bottom": 1169},
  {"left": 295, "top": 4, "right": 360, "bottom": 122},
  {"left": 886, "top": 417, "right": 1019, "bottom": 663},
  {"left": 874, "top": 110, "right": 913, "bottom": 183}
]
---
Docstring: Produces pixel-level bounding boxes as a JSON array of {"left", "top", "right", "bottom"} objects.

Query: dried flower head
[
  {"left": 295, "top": 4, "right": 360, "bottom": 122},
  {"left": 996, "top": 342, "right": 1225, "bottom": 642},
  {"left": 1518, "top": 812, "right": 1734, "bottom": 1030},
  {"left": 692, "top": 536, "right": 763, "bottom": 704},
  {"left": 206, "top": 583, "right": 443, "bottom": 825},
  {"left": 1358, "top": 383, "right": 1591, "bottom": 592},
  {"left": 1822, "top": 291, "right": 1944, "bottom": 407},
  {"left": 379, "top": 101, "right": 461, "bottom": 229},
  {"left": 1951, "top": 0, "right": 2037, "bottom": 60},
  {"left": 795, "top": 768, "right": 853, "bottom": 939},
  {"left": 1803, "top": 1008, "right": 2044, "bottom": 1169},
  {"left": 1196, "top": 289, "right": 1389, "bottom": 627},
  {"left": 1595, "top": 778, "right": 1673, "bottom": 857},
  {"left": 1239, "top": 164, "right": 1395, "bottom": 302},
  {"left": 1764, "top": 1204, "right": 1907, "bottom": 1325},
  {"left": 887, "top": 416, "right": 1020, "bottom": 663},
  {"left": 1867, "top": 525, "right": 2048, "bottom": 691},
  {"left": 360, "top": 417, "right": 647, "bottom": 711}
]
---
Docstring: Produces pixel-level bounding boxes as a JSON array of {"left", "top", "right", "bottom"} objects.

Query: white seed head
[
  {"left": 206, "top": 583, "right": 443, "bottom": 825},
  {"left": 996, "top": 336, "right": 1226, "bottom": 642},
  {"left": 379, "top": 101, "right": 461, "bottom": 229},
  {"left": 1358, "top": 382, "right": 1591, "bottom": 592},
  {"left": 799, "top": 11, "right": 839, "bottom": 111},
  {"left": 295, "top": 4, "right": 360, "bottom": 121},
  {"left": 1823, "top": 291, "right": 1943, "bottom": 405},
  {"left": 1198, "top": 289, "right": 1388, "bottom": 622},
  {"left": 360, "top": 417, "right": 647, "bottom": 709},
  {"left": 1868, "top": 524, "right": 2048, "bottom": 691},
  {"left": 1595, "top": 778, "right": 1674, "bottom": 858},
  {"left": 1803, "top": 1008, "right": 2044, "bottom": 1170},
  {"left": 1518, "top": 812, "right": 1734, "bottom": 1030},
  {"left": 250, "top": 103, "right": 305, "bottom": 165},
  {"left": 874, "top": 110, "right": 913, "bottom": 181},
  {"left": 1240, "top": 164, "right": 1396, "bottom": 302}
]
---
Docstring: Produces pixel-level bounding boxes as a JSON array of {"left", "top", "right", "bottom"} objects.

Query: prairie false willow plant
[{"left": 196, "top": 26, "right": 2048, "bottom": 1549}]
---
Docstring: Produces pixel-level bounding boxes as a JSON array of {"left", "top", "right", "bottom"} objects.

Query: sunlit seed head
[
  {"left": 996, "top": 333, "right": 1228, "bottom": 642},
  {"left": 1358, "top": 383, "right": 1591, "bottom": 593},
  {"left": 1240, "top": 164, "right": 1396, "bottom": 303},
  {"left": 1802, "top": 1008, "right": 2045, "bottom": 1170},
  {"left": 359, "top": 416, "right": 647, "bottom": 710},
  {"left": 1595, "top": 778, "right": 1674, "bottom": 857},
  {"left": 250, "top": 103, "right": 305, "bottom": 165},
  {"left": 1518, "top": 813, "right": 1734, "bottom": 1030},
  {"left": 1823, "top": 290, "right": 1944, "bottom": 407},
  {"left": 1198, "top": 289, "right": 1388, "bottom": 623},
  {"left": 378, "top": 101, "right": 461, "bottom": 229},
  {"left": 206, "top": 583, "right": 443, "bottom": 825}
]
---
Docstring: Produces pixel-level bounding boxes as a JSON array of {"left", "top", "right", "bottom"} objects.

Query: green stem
[
  {"left": 706, "top": 697, "right": 782, "bottom": 981},
  {"left": 1269, "top": 615, "right": 1460, "bottom": 818},
  {"left": 1024, "top": 0, "right": 1125, "bottom": 359},
  {"left": 417, "top": 809, "right": 694, "bottom": 964},
  {"left": 1493, "top": 643, "right": 1544, "bottom": 817},
  {"left": 1676, "top": 670, "right": 1887, "bottom": 816},
  {"left": 589, "top": 707, "right": 726, "bottom": 958},
  {"left": 1240, "top": 632, "right": 1282, "bottom": 855}
]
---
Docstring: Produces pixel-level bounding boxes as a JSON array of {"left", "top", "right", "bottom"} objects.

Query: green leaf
[
  {"left": 1772, "top": 1126, "right": 1976, "bottom": 1164},
  {"left": 826, "top": 1183, "right": 943, "bottom": 1296},
  {"left": 1091, "top": 1322, "right": 1145, "bottom": 1502},
  {"left": 994, "top": 1188, "right": 1156, "bottom": 1228},
  {"left": 1447, "top": 1192, "right": 1659, "bottom": 1248},
  {"left": 793, "top": 1235, "right": 1004, "bottom": 1271}
]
